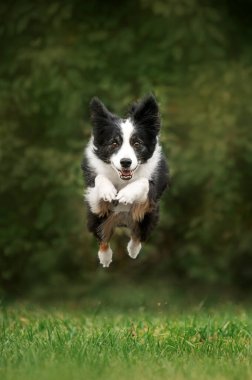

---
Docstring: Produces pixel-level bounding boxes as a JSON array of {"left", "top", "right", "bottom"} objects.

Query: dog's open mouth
[{"left": 119, "top": 169, "right": 133, "bottom": 180}]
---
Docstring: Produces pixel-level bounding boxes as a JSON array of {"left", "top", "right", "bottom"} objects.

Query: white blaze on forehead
[
  {"left": 120, "top": 118, "right": 135, "bottom": 142},
  {"left": 111, "top": 118, "right": 138, "bottom": 170}
]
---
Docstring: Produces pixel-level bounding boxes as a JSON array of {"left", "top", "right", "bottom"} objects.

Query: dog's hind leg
[
  {"left": 86, "top": 207, "right": 116, "bottom": 267},
  {"left": 127, "top": 238, "right": 142, "bottom": 259},
  {"left": 96, "top": 213, "right": 118, "bottom": 267},
  {"left": 98, "top": 242, "right": 113, "bottom": 268},
  {"left": 128, "top": 208, "right": 159, "bottom": 259}
]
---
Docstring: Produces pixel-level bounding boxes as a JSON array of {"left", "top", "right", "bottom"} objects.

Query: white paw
[
  {"left": 116, "top": 189, "right": 135, "bottom": 205},
  {"left": 95, "top": 175, "right": 117, "bottom": 202},
  {"left": 116, "top": 179, "right": 149, "bottom": 205},
  {"left": 127, "top": 239, "right": 142, "bottom": 259},
  {"left": 98, "top": 246, "right": 113, "bottom": 267},
  {"left": 99, "top": 184, "right": 117, "bottom": 202}
]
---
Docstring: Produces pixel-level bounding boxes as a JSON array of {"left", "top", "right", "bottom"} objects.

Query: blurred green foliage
[{"left": 0, "top": 0, "right": 252, "bottom": 295}]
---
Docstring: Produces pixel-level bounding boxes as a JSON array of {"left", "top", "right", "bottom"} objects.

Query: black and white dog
[{"left": 82, "top": 95, "right": 169, "bottom": 267}]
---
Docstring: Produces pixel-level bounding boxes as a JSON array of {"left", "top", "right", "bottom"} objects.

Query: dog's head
[{"left": 90, "top": 95, "right": 160, "bottom": 180}]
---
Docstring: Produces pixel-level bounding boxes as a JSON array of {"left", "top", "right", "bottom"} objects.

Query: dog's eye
[
  {"left": 133, "top": 141, "right": 141, "bottom": 148},
  {"left": 111, "top": 142, "right": 119, "bottom": 149}
]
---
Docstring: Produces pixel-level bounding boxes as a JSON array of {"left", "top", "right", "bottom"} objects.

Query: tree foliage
[{"left": 0, "top": 0, "right": 251, "bottom": 294}]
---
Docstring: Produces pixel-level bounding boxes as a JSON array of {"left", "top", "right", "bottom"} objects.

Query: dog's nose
[{"left": 120, "top": 158, "right": 132, "bottom": 168}]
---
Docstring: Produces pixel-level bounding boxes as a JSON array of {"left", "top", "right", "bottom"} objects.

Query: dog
[{"left": 82, "top": 95, "right": 169, "bottom": 267}]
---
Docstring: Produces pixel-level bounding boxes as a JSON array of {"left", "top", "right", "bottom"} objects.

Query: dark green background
[{"left": 1, "top": 0, "right": 252, "bottom": 297}]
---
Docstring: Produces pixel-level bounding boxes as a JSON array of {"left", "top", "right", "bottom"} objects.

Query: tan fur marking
[
  {"left": 98, "top": 200, "right": 154, "bottom": 243},
  {"left": 99, "top": 242, "right": 109, "bottom": 251},
  {"left": 131, "top": 200, "right": 153, "bottom": 222},
  {"left": 131, "top": 236, "right": 140, "bottom": 244},
  {"left": 102, "top": 214, "right": 117, "bottom": 242},
  {"left": 98, "top": 200, "right": 111, "bottom": 217},
  {"left": 99, "top": 212, "right": 131, "bottom": 243}
]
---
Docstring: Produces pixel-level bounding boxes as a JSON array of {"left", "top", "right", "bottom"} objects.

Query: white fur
[
  {"left": 98, "top": 245, "right": 113, "bottom": 267},
  {"left": 135, "top": 141, "right": 161, "bottom": 180},
  {"left": 85, "top": 175, "right": 117, "bottom": 213},
  {"left": 116, "top": 178, "right": 149, "bottom": 205},
  {"left": 85, "top": 138, "right": 120, "bottom": 188},
  {"left": 95, "top": 174, "right": 117, "bottom": 202},
  {"left": 127, "top": 239, "right": 142, "bottom": 259},
  {"left": 85, "top": 132, "right": 161, "bottom": 187},
  {"left": 111, "top": 119, "right": 138, "bottom": 172},
  {"left": 85, "top": 186, "right": 100, "bottom": 214},
  {"left": 84, "top": 122, "right": 162, "bottom": 212},
  {"left": 84, "top": 118, "right": 162, "bottom": 267}
]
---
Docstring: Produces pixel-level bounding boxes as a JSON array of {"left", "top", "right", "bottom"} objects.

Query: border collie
[{"left": 82, "top": 95, "right": 169, "bottom": 267}]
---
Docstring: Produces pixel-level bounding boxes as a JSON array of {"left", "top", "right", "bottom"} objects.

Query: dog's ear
[
  {"left": 129, "top": 101, "right": 138, "bottom": 114},
  {"left": 90, "top": 98, "right": 118, "bottom": 145},
  {"left": 131, "top": 94, "right": 160, "bottom": 133},
  {"left": 90, "top": 97, "right": 114, "bottom": 127}
]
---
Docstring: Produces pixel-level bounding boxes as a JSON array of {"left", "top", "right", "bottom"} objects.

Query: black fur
[
  {"left": 90, "top": 97, "right": 121, "bottom": 163},
  {"left": 82, "top": 95, "right": 169, "bottom": 247}
]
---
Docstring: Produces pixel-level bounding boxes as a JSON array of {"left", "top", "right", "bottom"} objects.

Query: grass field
[{"left": 0, "top": 283, "right": 251, "bottom": 380}]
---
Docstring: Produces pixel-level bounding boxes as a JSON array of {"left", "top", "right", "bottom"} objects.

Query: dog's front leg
[
  {"left": 95, "top": 174, "right": 117, "bottom": 202},
  {"left": 85, "top": 174, "right": 117, "bottom": 215},
  {"left": 116, "top": 178, "right": 149, "bottom": 205}
]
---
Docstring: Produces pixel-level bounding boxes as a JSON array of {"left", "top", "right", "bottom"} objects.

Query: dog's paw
[
  {"left": 99, "top": 185, "right": 117, "bottom": 202},
  {"left": 127, "top": 239, "right": 142, "bottom": 259},
  {"left": 98, "top": 246, "right": 113, "bottom": 267},
  {"left": 116, "top": 188, "right": 135, "bottom": 205},
  {"left": 95, "top": 175, "right": 117, "bottom": 202},
  {"left": 116, "top": 179, "right": 149, "bottom": 205}
]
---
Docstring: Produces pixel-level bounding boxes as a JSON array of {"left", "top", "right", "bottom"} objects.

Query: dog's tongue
[{"left": 121, "top": 169, "right": 131, "bottom": 175}]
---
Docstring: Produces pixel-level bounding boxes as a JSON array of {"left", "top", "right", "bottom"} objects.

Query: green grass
[{"left": 0, "top": 286, "right": 251, "bottom": 380}]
